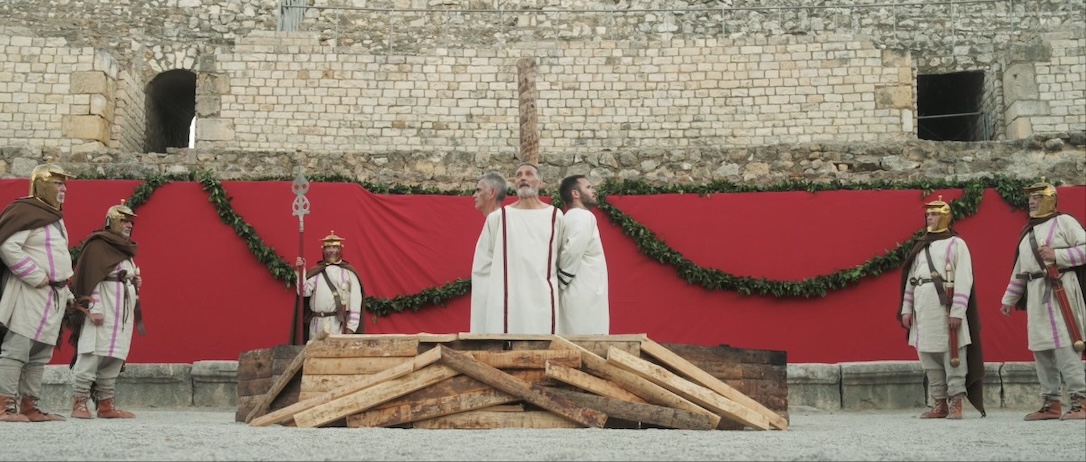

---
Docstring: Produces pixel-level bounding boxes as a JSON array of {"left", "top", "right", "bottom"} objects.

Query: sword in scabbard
[
  {"left": 944, "top": 262, "right": 960, "bottom": 367},
  {"left": 1043, "top": 262, "right": 1086, "bottom": 353},
  {"left": 133, "top": 267, "right": 146, "bottom": 336}
]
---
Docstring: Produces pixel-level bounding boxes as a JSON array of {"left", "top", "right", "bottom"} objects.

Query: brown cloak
[
  {"left": 66, "top": 230, "right": 138, "bottom": 347},
  {"left": 898, "top": 229, "right": 986, "bottom": 416},
  {"left": 0, "top": 197, "right": 65, "bottom": 337}
]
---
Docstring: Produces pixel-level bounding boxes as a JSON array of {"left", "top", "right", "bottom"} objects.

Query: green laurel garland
[{"left": 68, "top": 172, "right": 1039, "bottom": 315}]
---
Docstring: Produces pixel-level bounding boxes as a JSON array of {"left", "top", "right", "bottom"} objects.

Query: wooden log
[
  {"left": 544, "top": 363, "right": 647, "bottom": 404},
  {"left": 413, "top": 411, "right": 582, "bottom": 429},
  {"left": 306, "top": 336, "right": 420, "bottom": 358},
  {"left": 244, "top": 332, "right": 328, "bottom": 424},
  {"left": 236, "top": 349, "right": 273, "bottom": 381},
  {"left": 292, "top": 364, "right": 460, "bottom": 428},
  {"left": 543, "top": 387, "right": 717, "bottom": 430},
  {"left": 249, "top": 345, "right": 442, "bottom": 427},
  {"left": 606, "top": 347, "right": 771, "bottom": 430},
  {"left": 517, "top": 57, "right": 539, "bottom": 164},
  {"left": 549, "top": 336, "right": 720, "bottom": 427},
  {"left": 236, "top": 377, "right": 275, "bottom": 397},
  {"left": 437, "top": 346, "right": 607, "bottom": 428},
  {"left": 640, "top": 338, "right": 788, "bottom": 430},
  {"left": 303, "top": 357, "right": 414, "bottom": 375},
  {"left": 346, "top": 387, "right": 518, "bottom": 428}
]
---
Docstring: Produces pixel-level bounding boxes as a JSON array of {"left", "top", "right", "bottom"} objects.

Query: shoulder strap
[
  {"left": 1026, "top": 229, "right": 1047, "bottom": 269},
  {"left": 320, "top": 270, "right": 344, "bottom": 311},
  {"left": 923, "top": 245, "right": 950, "bottom": 308}
]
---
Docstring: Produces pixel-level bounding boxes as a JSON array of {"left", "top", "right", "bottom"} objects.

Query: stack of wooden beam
[{"left": 240, "top": 333, "right": 788, "bottom": 431}]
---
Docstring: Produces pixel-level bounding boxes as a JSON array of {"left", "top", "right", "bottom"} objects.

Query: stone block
[
  {"left": 192, "top": 360, "right": 239, "bottom": 408},
  {"left": 1005, "top": 118, "right": 1034, "bottom": 140},
  {"left": 70, "top": 71, "right": 109, "bottom": 94},
  {"left": 89, "top": 93, "right": 112, "bottom": 119},
  {"left": 840, "top": 361, "right": 925, "bottom": 410},
  {"left": 1005, "top": 100, "right": 1050, "bottom": 122},
  {"left": 198, "top": 118, "right": 235, "bottom": 141},
  {"left": 875, "top": 85, "right": 913, "bottom": 109},
  {"left": 1003, "top": 63, "right": 1040, "bottom": 102},
  {"left": 981, "top": 362, "right": 1002, "bottom": 412},
  {"left": 1000, "top": 362, "right": 1040, "bottom": 409},
  {"left": 195, "top": 95, "right": 221, "bottom": 118},
  {"left": 62, "top": 115, "right": 110, "bottom": 143},
  {"left": 787, "top": 363, "right": 840, "bottom": 410},
  {"left": 115, "top": 363, "right": 194, "bottom": 408}
]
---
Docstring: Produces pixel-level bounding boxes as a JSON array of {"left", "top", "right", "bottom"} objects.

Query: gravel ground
[{"left": 1, "top": 407, "right": 1084, "bottom": 461}]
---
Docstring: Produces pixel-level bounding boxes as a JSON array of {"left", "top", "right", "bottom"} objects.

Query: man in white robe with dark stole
[
  {"left": 474, "top": 163, "right": 564, "bottom": 334},
  {"left": 556, "top": 174, "right": 609, "bottom": 335}
]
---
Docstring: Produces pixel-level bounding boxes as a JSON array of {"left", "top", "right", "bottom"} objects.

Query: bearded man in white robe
[
  {"left": 475, "top": 163, "right": 564, "bottom": 334},
  {"left": 556, "top": 174, "right": 609, "bottom": 335}
]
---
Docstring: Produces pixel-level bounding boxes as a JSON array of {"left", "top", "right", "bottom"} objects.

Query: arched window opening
[{"left": 145, "top": 69, "right": 196, "bottom": 153}]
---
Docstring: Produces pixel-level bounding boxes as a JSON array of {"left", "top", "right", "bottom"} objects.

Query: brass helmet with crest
[
  {"left": 104, "top": 199, "right": 137, "bottom": 236},
  {"left": 924, "top": 195, "right": 952, "bottom": 233},
  {"left": 1024, "top": 177, "right": 1058, "bottom": 219},
  {"left": 320, "top": 230, "right": 345, "bottom": 263},
  {"left": 29, "top": 164, "right": 76, "bottom": 210}
]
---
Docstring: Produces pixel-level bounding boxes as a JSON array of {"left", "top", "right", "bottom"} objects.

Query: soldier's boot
[
  {"left": 0, "top": 395, "right": 29, "bottom": 422},
  {"left": 1024, "top": 398, "right": 1061, "bottom": 421},
  {"left": 1060, "top": 394, "right": 1086, "bottom": 421},
  {"left": 919, "top": 398, "right": 948, "bottom": 418},
  {"left": 96, "top": 398, "right": 135, "bottom": 419},
  {"left": 71, "top": 396, "right": 93, "bottom": 419},
  {"left": 19, "top": 396, "right": 65, "bottom": 421},
  {"left": 945, "top": 394, "right": 964, "bottom": 420}
]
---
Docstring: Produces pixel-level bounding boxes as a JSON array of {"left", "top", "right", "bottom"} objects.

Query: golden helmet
[
  {"left": 104, "top": 200, "right": 137, "bottom": 236},
  {"left": 320, "top": 231, "right": 345, "bottom": 248},
  {"left": 1024, "top": 177, "right": 1058, "bottom": 219},
  {"left": 924, "top": 195, "right": 952, "bottom": 233},
  {"left": 29, "top": 164, "right": 76, "bottom": 210}
]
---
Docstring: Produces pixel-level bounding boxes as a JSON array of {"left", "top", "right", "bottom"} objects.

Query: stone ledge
[{"left": 30, "top": 360, "right": 1086, "bottom": 414}]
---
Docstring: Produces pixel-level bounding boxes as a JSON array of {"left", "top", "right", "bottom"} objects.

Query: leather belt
[
  {"left": 909, "top": 277, "right": 933, "bottom": 287},
  {"left": 311, "top": 312, "right": 338, "bottom": 318},
  {"left": 1016, "top": 268, "right": 1069, "bottom": 281},
  {"left": 47, "top": 280, "right": 68, "bottom": 288},
  {"left": 103, "top": 275, "right": 130, "bottom": 282}
]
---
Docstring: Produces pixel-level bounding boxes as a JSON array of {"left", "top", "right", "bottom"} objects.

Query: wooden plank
[
  {"left": 249, "top": 345, "right": 441, "bottom": 427},
  {"left": 549, "top": 336, "right": 720, "bottom": 427},
  {"left": 412, "top": 410, "right": 582, "bottom": 429},
  {"left": 303, "top": 357, "right": 415, "bottom": 375},
  {"left": 292, "top": 364, "right": 460, "bottom": 428},
  {"left": 346, "top": 387, "right": 518, "bottom": 428},
  {"left": 306, "top": 336, "right": 419, "bottom": 358},
  {"left": 456, "top": 333, "right": 556, "bottom": 341},
  {"left": 566, "top": 340, "right": 640, "bottom": 358},
  {"left": 606, "top": 347, "right": 771, "bottom": 431},
  {"left": 375, "top": 370, "right": 546, "bottom": 408},
  {"left": 437, "top": 346, "right": 607, "bottom": 428},
  {"left": 478, "top": 404, "right": 525, "bottom": 412},
  {"left": 641, "top": 338, "right": 788, "bottom": 430},
  {"left": 244, "top": 332, "right": 328, "bottom": 424},
  {"left": 544, "top": 387, "right": 717, "bottom": 430},
  {"left": 301, "top": 374, "right": 374, "bottom": 393},
  {"left": 544, "top": 363, "right": 647, "bottom": 404},
  {"left": 467, "top": 349, "right": 581, "bottom": 369}
]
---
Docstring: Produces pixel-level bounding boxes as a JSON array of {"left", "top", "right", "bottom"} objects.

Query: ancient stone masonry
[{"left": 0, "top": 1, "right": 1082, "bottom": 186}]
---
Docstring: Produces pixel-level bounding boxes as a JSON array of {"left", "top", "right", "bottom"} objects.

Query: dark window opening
[
  {"left": 145, "top": 70, "right": 196, "bottom": 153},
  {"left": 917, "top": 71, "right": 987, "bottom": 141}
]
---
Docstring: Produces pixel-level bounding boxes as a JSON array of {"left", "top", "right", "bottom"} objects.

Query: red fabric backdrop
[{"left": 0, "top": 180, "right": 1082, "bottom": 365}]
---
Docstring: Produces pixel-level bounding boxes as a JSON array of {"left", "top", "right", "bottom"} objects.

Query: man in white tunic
[
  {"left": 1000, "top": 179, "right": 1086, "bottom": 421},
  {"left": 470, "top": 171, "right": 507, "bottom": 333},
  {"left": 556, "top": 175, "right": 609, "bottom": 335},
  {"left": 476, "top": 163, "right": 564, "bottom": 334},
  {"left": 68, "top": 201, "right": 141, "bottom": 419},
  {"left": 898, "top": 197, "right": 984, "bottom": 419},
  {"left": 0, "top": 164, "right": 76, "bottom": 422},
  {"left": 297, "top": 231, "right": 364, "bottom": 339}
]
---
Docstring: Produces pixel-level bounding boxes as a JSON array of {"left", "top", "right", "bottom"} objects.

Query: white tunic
[
  {"left": 77, "top": 258, "right": 138, "bottom": 359},
  {"left": 1001, "top": 214, "right": 1086, "bottom": 351},
  {"left": 302, "top": 264, "right": 363, "bottom": 336},
  {"left": 476, "top": 206, "right": 564, "bottom": 334},
  {"left": 900, "top": 236, "right": 974, "bottom": 353},
  {"left": 557, "top": 208, "right": 610, "bottom": 335},
  {"left": 469, "top": 219, "right": 495, "bottom": 333},
  {"left": 0, "top": 221, "right": 74, "bottom": 345}
]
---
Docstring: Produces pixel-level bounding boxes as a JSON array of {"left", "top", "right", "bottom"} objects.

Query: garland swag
[{"left": 70, "top": 172, "right": 1039, "bottom": 317}]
